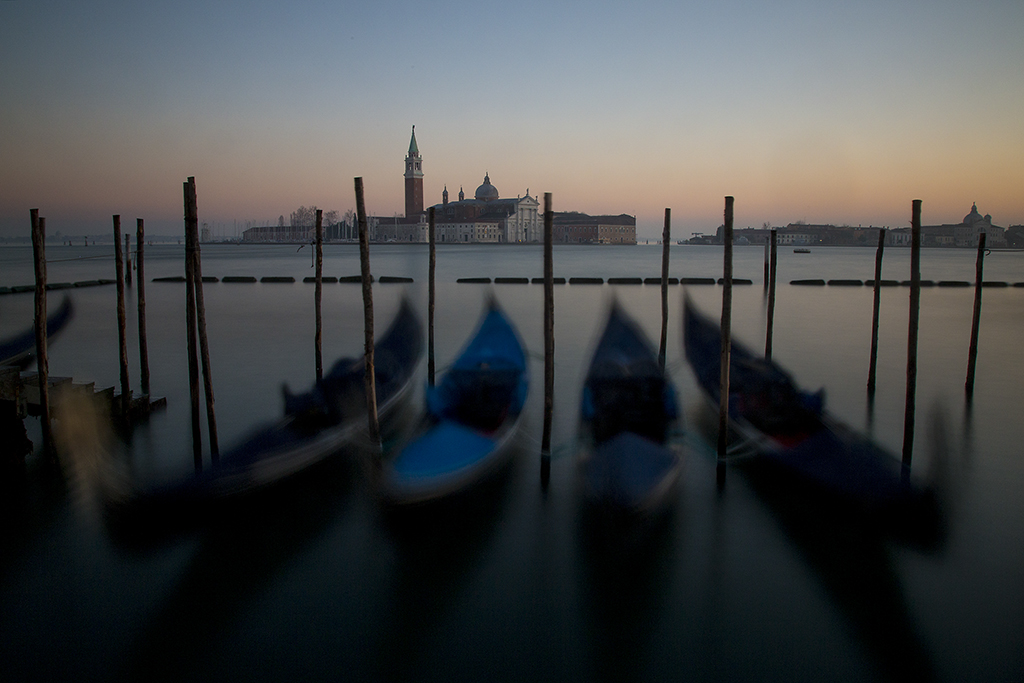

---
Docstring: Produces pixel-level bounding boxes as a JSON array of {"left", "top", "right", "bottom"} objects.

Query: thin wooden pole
[
  {"left": 541, "top": 192, "right": 554, "bottom": 488},
  {"left": 31, "top": 210, "right": 53, "bottom": 458},
  {"left": 113, "top": 215, "right": 131, "bottom": 416},
  {"left": 355, "top": 177, "right": 380, "bottom": 449},
  {"left": 718, "top": 197, "right": 734, "bottom": 486},
  {"left": 902, "top": 200, "right": 922, "bottom": 477},
  {"left": 136, "top": 219, "right": 150, "bottom": 397},
  {"left": 659, "top": 208, "right": 671, "bottom": 370},
  {"left": 315, "top": 208, "right": 324, "bottom": 383},
  {"left": 184, "top": 181, "right": 203, "bottom": 471},
  {"left": 124, "top": 233, "right": 132, "bottom": 286},
  {"left": 763, "top": 237, "right": 770, "bottom": 290},
  {"left": 765, "top": 228, "right": 777, "bottom": 360},
  {"left": 966, "top": 231, "right": 987, "bottom": 399},
  {"left": 186, "top": 178, "right": 218, "bottom": 462},
  {"left": 428, "top": 206, "right": 436, "bottom": 386},
  {"left": 867, "top": 228, "right": 886, "bottom": 395}
]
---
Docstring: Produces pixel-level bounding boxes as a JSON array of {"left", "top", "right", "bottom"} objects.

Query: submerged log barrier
[
  {"left": 113, "top": 216, "right": 131, "bottom": 417},
  {"left": 718, "top": 196, "right": 734, "bottom": 487},
  {"left": 428, "top": 207, "right": 436, "bottom": 387},
  {"left": 31, "top": 210, "right": 53, "bottom": 458},
  {"left": 659, "top": 208, "right": 671, "bottom": 369},
  {"left": 765, "top": 229, "right": 777, "bottom": 360},
  {"left": 541, "top": 192, "right": 554, "bottom": 488},
  {"left": 902, "top": 200, "right": 922, "bottom": 479},
  {"left": 355, "top": 177, "right": 380, "bottom": 450},
  {"left": 966, "top": 232, "right": 987, "bottom": 400},
  {"left": 867, "top": 229, "right": 886, "bottom": 396},
  {"left": 137, "top": 219, "right": 150, "bottom": 397},
  {"left": 315, "top": 209, "right": 324, "bottom": 383}
]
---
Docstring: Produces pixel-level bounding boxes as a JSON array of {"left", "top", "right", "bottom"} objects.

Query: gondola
[
  {"left": 0, "top": 295, "right": 74, "bottom": 368},
  {"left": 683, "top": 296, "right": 940, "bottom": 517},
  {"left": 383, "top": 297, "right": 528, "bottom": 504},
  {"left": 578, "top": 303, "right": 681, "bottom": 513},
  {"left": 104, "top": 297, "right": 423, "bottom": 508}
]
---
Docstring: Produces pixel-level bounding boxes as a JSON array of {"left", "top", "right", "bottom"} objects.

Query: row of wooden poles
[{"left": 720, "top": 197, "right": 990, "bottom": 485}]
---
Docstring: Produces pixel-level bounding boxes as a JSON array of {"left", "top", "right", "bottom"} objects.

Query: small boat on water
[
  {"left": 104, "top": 297, "right": 423, "bottom": 509},
  {"left": 383, "top": 297, "right": 528, "bottom": 504},
  {"left": 683, "top": 297, "right": 940, "bottom": 522},
  {"left": 578, "top": 303, "right": 681, "bottom": 513},
  {"left": 0, "top": 296, "right": 74, "bottom": 368}
]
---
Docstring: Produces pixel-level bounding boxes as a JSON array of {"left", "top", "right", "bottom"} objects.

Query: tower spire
[{"left": 404, "top": 126, "right": 423, "bottom": 218}]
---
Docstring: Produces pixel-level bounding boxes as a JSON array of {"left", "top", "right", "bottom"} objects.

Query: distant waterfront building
[
  {"left": 921, "top": 203, "right": 1006, "bottom": 247},
  {"left": 552, "top": 212, "right": 637, "bottom": 244},
  {"left": 427, "top": 174, "right": 541, "bottom": 243}
]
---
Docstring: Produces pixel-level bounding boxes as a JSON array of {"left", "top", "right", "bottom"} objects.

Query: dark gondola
[{"left": 0, "top": 296, "right": 74, "bottom": 368}]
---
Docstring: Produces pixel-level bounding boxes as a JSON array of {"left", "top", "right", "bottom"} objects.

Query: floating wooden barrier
[
  {"left": 0, "top": 287, "right": 9, "bottom": 295},
  {"left": 46, "top": 283, "right": 74, "bottom": 290},
  {"left": 644, "top": 277, "right": 679, "bottom": 285},
  {"left": 1015, "top": 282, "right": 1024, "bottom": 288},
  {"left": 865, "top": 279, "right": 900, "bottom": 287},
  {"left": 12, "top": 285, "right": 37, "bottom": 293},
  {"left": 379, "top": 276, "right": 414, "bottom": 283},
  {"left": 457, "top": 277, "right": 491, "bottom": 283},
  {"left": 494, "top": 277, "right": 529, "bottom": 284},
  {"left": 981, "top": 281, "right": 1008, "bottom": 288},
  {"left": 222, "top": 276, "right": 257, "bottom": 283},
  {"left": 569, "top": 277, "right": 603, "bottom": 284},
  {"left": 827, "top": 279, "right": 863, "bottom": 286},
  {"left": 679, "top": 277, "right": 715, "bottom": 285},
  {"left": 531, "top": 277, "right": 566, "bottom": 284},
  {"left": 153, "top": 276, "right": 185, "bottom": 282},
  {"left": 717, "top": 277, "right": 753, "bottom": 285},
  {"left": 901, "top": 280, "right": 935, "bottom": 287},
  {"left": 791, "top": 279, "right": 826, "bottom": 286},
  {"left": 260, "top": 276, "right": 295, "bottom": 283},
  {"left": 340, "top": 274, "right": 374, "bottom": 283},
  {"left": 304, "top": 276, "right": 338, "bottom": 283},
  {"left": 938, "top": 280, "right": 971, "bottom": 287},
  {"left": 608, "top": 277, "right": 643, "bottom": 285}
]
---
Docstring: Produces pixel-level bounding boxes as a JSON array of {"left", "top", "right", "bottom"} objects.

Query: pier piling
[
  {"left": 355, "top": 177, "right": 380, "bottom": 451},
  {"left": 315, "top": 209, "right": 323, "bottom": 383},
  {"left": 113, "top": 216, "right": 131, "bottom": 416},
  {"left": 189, "top": 180, "right": 218, "bottom": 462},
  {"left": 136, "top": 219, "right": 150, "bottom": 397},
  {"left": 428, "top": 206, "right": 436, "bottom": 387},
  {"left": 31, "top": 210, "right": 53, "bottom": 458},
  {"left": 718, "top": 197, "right": 734, "bottom": 487},
  {"left": 541, "top": 192, "right": 554, "bottom": 489},
  {"left": 966, "top": 232, "right": 987, "bottom": 399},
  {"left": 867, "top": 228, "right": 886, "bottom": 396},
  {"left": 902, "top": 200, "right": 922, "bottom": 479},
  {"left": 184, "top": 184, "right": 202, "bottom": 470},
  {"left": 125, "top": 234, "right": 132, "bottom": 286},
  {"left": 765, "top": 228, "right": 777, "bottom": 360},
  {"left": 659, "top": 208, "right": 670, "bottom": 370}
]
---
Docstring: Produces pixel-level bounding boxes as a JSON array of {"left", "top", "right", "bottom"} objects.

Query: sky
[{"left": 2, "top": 0, "right": 1023, "bottom": 240}]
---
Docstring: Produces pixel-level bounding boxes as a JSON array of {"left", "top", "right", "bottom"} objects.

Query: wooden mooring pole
[
  {"left": 315, "top": 209, "right": 324, "bottom": 383},
  {"left": 136, "top": 219, "right": 150, "bottom": 397},
  {"left": 867, "top": 228, "right": 886, "bottom": 396},
  {"left": 659, "top": 208, "right": 670, "bottom": 370},
  {"left": 124, "top": 233, "right": 132, "bottom": 286},
  {"left": 354, "top": 177, "right": 380, "bottom": 450},
  {"left": 902, "top": 200, "right": 922, "bottom": 478},
  {"left": 718, "top": 197, "right": 734, "bottom": 487},
  {"left": 765, "top": 228, "right": 777, "bottom": 360},
  {"left": 428, "top": 206, "right": 436, "bottom": 387},
  {"left": 184, "top": 179, "right": 203, "bottom": 470},
  {"left": 541, "top": 192, "right": 554, "bottom": 488},
  {"left": 31, "top": 210, "right": 53, "bottom": 458},
  {"left": 113, "top": 215, "right": 131, "bottom": 416},
  {"left": 189, "top": 179, "right": 218, "bottom": 461},
  {"left": 965, "top": 232, "right": 987, "bottom": 400}
]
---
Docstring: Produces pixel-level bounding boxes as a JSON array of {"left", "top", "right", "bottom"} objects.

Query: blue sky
[{"left": 2, "top": 0, "right": 1022, "bottom": 239}]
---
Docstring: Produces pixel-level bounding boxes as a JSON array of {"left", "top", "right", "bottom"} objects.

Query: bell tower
[{"left": 404, "top": 126, "right": 423, "bottom": 219}]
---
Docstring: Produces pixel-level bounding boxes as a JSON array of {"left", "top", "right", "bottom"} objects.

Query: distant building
[
  {"left": 921, "top": 203, "right": 1006, "bottom": 247},
  {"left": 552, "top": 212, "right": 637, "bottom": 244},
  {"left": 429, "top": 174, "right": 541, "bottom": 243}
]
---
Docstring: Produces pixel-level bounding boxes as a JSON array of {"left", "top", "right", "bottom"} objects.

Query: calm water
[{"left": 1, "top": 243, "right": 1023, "bottom": 682}]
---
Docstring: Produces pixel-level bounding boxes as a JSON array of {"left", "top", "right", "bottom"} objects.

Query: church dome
[
  {"left": 475, "top": 173, "right": 499, "bottom": 201},
  {"left": 964, "top": 203, "right": 983, "bottom": 225}
]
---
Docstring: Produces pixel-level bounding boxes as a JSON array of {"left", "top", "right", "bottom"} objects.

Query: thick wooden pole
[
  {"left": 428, "top": 206, "right": 436, "bottom": 386},
  {"left": 113, "top": 215, "right": 131, "bottom": 416},
  {"left": 541, "top": 192, "right": 554, "bottom": 488},
  {"left": 765, "top": 228, "right": 777, "bottom": 360},
  {"left": 31, "top": 210, "right": 52, "bottom": 458},
  {"left": 659, "top": 208, "right": 671, "bottom": 370},
  {"left": 902, "top": 200, "right": 922, "bottom": 477},
  {"left": 966, "top": 231, "right": 987, "bottom": 399},
  {"left": 718, "top": 197, "right": 734, "bottom": 486},
  {"left": 186, "top": 178, "right": 218, "bottom": 461},
  {"left": 136, "top": 219, "right": 150, "bottom": 397},
  {"left": 184, "top": 181, "right": 203, "bottom": 470},
  {"left": 315, "top": 208, "right": 324, "bottom": 383},
  {"left": 867, "top": 228, "right": 886, "bottom": 395},
  {"left": 354, "top": 177, "right": 380, "bottom": 448}
]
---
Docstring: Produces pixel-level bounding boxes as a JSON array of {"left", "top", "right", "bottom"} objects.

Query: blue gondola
[
  {"left": 578, "top": 303, "right": 681, "bottom": 513},
  {"left": 683, "top": 296, "right": 939, "bottom": 515},
  {"left": 384, "top": 297, "right": 528, "bottom": 504},
  {"left": 0, "top": 296, "right": 74, "bottom": 368},
  {"left": 105, "top": 297, "right": 422, "bottom": 508}
]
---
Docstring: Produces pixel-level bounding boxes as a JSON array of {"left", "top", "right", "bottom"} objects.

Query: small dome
[
  {"left": 475, "top": 173, "right": 499, "bottom": 201},
  {"left": 964, "top": 203, "right": 983, "bottom": 224}
]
